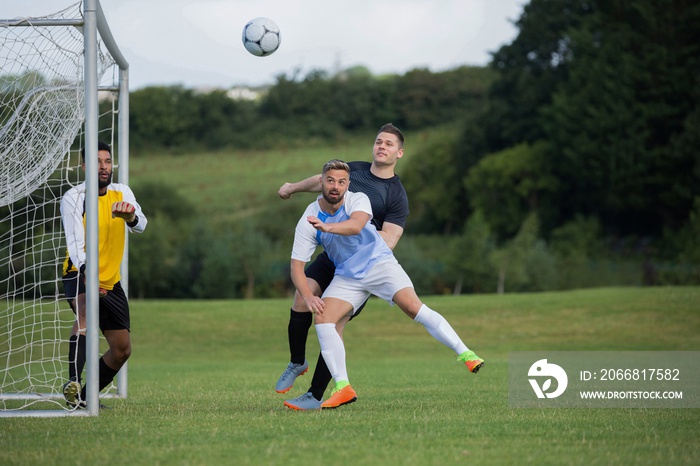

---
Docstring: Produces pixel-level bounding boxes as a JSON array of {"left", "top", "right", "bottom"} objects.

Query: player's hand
[
  {"left": 278, "top": 183, "right": 294, "bottom": 200},
  {"left": 307, "top": 216, "right": 330, "bottom": 232},
  {"left": 304, "top": 295, "right": 325, "bottom": 314},
  {"left": 111, "top": 201, "right": 136, "bottom": 223}
]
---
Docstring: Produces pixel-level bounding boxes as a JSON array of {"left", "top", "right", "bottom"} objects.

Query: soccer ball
[{"left": 242, "top": 17, "right": 281, "bottom": 57}]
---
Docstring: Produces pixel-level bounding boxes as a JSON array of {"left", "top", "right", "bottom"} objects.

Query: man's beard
[
  {"left": 98, "top": 172, "right": 112, "bottom": 189},
  {"left": 322, "top": 190, "right": 344, "bottom": 206}
]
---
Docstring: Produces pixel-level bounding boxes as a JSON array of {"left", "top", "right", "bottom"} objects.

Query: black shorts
[
  {"left": 304, "top": 251, "right": 368, "bottom": 319},
  {"left": 63, "top": 272, "right": 131, "bottom": 332}
]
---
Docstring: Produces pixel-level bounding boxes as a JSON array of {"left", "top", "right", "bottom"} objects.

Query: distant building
[{"left": 226, "top": 86, "right": 261, "bottom": 101}]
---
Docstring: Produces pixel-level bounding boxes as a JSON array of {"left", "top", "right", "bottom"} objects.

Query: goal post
[{"left": 0, "top": 0, "right": 130, "bottom": 417}]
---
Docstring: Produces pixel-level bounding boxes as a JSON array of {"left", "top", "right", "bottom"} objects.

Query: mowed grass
[{"left": 2, "top": 287, "right": 699, "bottom": 465}]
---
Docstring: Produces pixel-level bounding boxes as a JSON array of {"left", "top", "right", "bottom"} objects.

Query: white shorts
[{"left": 322, "top": 257, "right": 414, "bottom": 314}]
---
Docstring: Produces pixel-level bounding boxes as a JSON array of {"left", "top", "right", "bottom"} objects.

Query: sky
[{"left": 4, "top": 1, "right": 528, "bottom": 90}]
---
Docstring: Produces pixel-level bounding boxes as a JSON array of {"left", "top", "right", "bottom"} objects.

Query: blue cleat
[
  {"left": 284, "top": 391, "right": 322, "bottom": 411},
  {"left": 275, "top": 360, "right": 309, "bottom": 393}
]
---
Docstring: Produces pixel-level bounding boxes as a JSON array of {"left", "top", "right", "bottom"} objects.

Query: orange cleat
[{"left": 321, "top": 384, "right": 357, "bottom": 409}]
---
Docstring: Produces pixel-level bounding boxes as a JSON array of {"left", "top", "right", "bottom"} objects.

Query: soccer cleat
[
  {"left": 458, "top": 350, "right": 484, "bottom": 373},
  {"left": 72, "top": 401, "right": 110, "bottom": 410},
  {"left": 284, "top": 391, "right": 322, "bottom": 411},
  {"left": 321, "top": 384, "right": 357, "bottom": 409},
  {"left": 62, "top": 380, "right": 81, "bottom": 408},
  {"left": 275, "top": 360, "right": 309, "bottom": 393}
]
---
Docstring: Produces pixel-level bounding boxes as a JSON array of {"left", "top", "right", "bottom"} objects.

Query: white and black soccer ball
[{"left": 242, "top": 17, "right": 280, "bottom": 57}]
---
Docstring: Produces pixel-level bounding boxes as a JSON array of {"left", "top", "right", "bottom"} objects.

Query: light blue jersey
[{"left": 291, "top": 191, "right": 394, "bottom": 279}]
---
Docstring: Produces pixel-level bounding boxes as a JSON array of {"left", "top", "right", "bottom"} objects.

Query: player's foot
[
  {"left": 284, "top": 391, "right": 322, "bottom": 411},
  {"left": 70, "top": 400, "right": 110, "bottom": 410},
  {"left": 62, "top": 380, "right": 81, "bottom": 408},
  {"left": 275, "top": 360, "right": 309, "bottom": 393},
  {"left": 458, "top": 350, "right": 484, "bottom": 373},
  {"left": 321, "top": 384, "right": 357, "bottom": 409}
]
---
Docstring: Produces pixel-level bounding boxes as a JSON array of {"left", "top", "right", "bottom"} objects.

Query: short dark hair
[
  {"left": 322, "top": 159, "right": 350, "bottom": 175},
  {"left": 80, "top": 141, "right": 111, "bottom": 162},
  {"left": 377, "top": 122, "right": 404, "bottom": 147}
]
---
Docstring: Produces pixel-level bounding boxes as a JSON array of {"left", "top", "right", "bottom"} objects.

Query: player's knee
[
  {"left": 402, "top": 304, "right": 421, "bottom": 319},
  {"left": 114, "top": 343, "right": 131, "bottom": 364},
  {"left": 292, "top": 291, "right": 312, "bottom": 312}
]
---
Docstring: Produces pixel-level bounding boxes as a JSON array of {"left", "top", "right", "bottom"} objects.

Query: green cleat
[{"left": 458, "top": 350, "right": 484, "bottom": 374}]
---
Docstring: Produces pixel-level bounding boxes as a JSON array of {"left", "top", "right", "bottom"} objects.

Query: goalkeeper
[{"left": 60, "top": 141, "right": 147, "bottom": 408}]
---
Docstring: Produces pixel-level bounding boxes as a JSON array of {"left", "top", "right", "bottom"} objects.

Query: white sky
[{"left": 4, "top": 1, "right": 527, "bottom": 90}]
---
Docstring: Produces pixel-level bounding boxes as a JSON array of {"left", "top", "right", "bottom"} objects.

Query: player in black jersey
[{"left": 276, "top": 123, "right": 409, "bottom": 410}]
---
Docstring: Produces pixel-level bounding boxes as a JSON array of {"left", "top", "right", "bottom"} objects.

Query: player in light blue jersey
[
  {"left": 290, "top": 159, "right": 484, "bottom": 409},
  {"left": 277, "top": 123, "right": 409, "bottom": 411}
]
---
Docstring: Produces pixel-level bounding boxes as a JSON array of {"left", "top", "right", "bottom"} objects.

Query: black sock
[
  {"left": 288, "top": 309, "right": 312, "bottom": 365},
  {"left": 309, "top": 351, "right": 333, "bottom": 401},
  {"left": 68, "top": 335, "right": 78, "bottom": 381},
  {"left": 68, "top": 334, "right": 87, "bottom": 384},
  {"left": 80, "top": 357, "right": 120, "bottom": 400}
]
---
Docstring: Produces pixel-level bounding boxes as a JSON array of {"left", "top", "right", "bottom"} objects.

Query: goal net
[{"left": 1, "top": 1, "right": 125, "bottom": 415}]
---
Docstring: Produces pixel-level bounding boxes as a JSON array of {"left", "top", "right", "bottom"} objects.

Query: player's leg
[
  {"left": 367, "top": 259, "right": 485, "bottom": 374},
  {"left": 62, "top": 272, "right": 86, "bottom": 406},
  {"left": 275, "top": 287, "right": 316, "bottom": 393},
  {"left": 315, "top": 298, "right": 357, "bottom": 409},
  {"left": 79, "top": 282, "right": 131, "bottom": 405},
  {"left": 392, "top": 286, "right": 484, "bottom": 373},
  {"left": 305, "top": 297, "right": 367, "bottom": 402},
  {"left": 276, "top": 252, "right": 334, "bottom": 393},
  {"left": 284, "top": 312, "right": 351, "bottom": 411}
]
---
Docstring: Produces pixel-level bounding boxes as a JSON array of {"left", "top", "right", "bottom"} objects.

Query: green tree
[
  {"left": 541, "top": 0, "right": 700, "bottom": 236},
  {"left": 549, "top": 216, "right": 604, "bottom": 289},
  {"left": 130, "top": 86, "right": 200, "bottom": 150},
  {"left": 446, "top": 210, "right": 496, "bottom": 294},
  {"left": 490, "top": 213, "right": 541, "bottom": 294},
  {"left": 485, "top": 0, "right": 596, "bottom": 150},
  {"left": 401, "top": 130, "right": 464, "bottom": 234},
  {"left": 128, "top": 181, "right": 194, "bottom": 298},
  {"left": 465, "top": 142, "right": 558, "bottom": 240}
]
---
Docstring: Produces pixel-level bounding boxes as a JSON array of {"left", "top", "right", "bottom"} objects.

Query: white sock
[
  {"left": 315, "top": 323, "right": 348, "bottom": 383},
  {"left": 413, "top": 304, "right": 468, "bottom": 355}
]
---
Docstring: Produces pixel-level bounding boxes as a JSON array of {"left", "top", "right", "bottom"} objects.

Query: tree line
[
  {"left": 125, "top": 0, "right": 698, "bottom": 297},
  {"left": 126, "top": 64, "right": 494, "bottom": 152},
  {"left": 3, "top": 0, "right": 698, "bottom": 298},
  {"left": 400, "top": 0, "right": 699, "bottom": 292}
]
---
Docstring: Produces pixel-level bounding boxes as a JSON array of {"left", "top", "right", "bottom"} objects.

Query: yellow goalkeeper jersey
[{"left": 61, "top": 182, "right": 147, "bottom": 290}]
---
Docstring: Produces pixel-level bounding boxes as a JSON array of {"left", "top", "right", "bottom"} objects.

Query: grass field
[{"left": 2, "top": 287, "right": 699, "bottom": 465}]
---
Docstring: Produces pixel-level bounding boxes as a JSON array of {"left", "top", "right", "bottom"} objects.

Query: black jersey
[{"left": 347, "top": 161, "right": 409, "bottom": 231}]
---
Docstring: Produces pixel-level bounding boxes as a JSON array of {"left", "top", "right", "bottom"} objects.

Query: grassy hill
[{"left": 128, "top": 130, "right": 428, "bottom": 227}]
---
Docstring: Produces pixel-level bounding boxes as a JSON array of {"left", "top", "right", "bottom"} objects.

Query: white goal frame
[{"left": 0, "top": 0, "right": 130, "bottom": 417}]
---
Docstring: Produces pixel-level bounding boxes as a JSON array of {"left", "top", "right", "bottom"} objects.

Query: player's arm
[
  {"left": 290, "top": 259, "right": 324, "bottom": 313},
  {"left": 378, "top": 221, "right": 404, "bottom": 250},
  {"left": 278, "top": 174, "right": 322, "bottom": 199},
  {"left": 307, "top": 211, "right": 370, "bottom": 236},
  {"left": 111, "top": 186, "right": 147, "bottom": 232},
  {"left": 60, "top": 190, "right": 86, "bottom": 270}
]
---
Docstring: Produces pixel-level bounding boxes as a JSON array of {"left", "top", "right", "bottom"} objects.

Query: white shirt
[{"left": 291, "top": 191, "right": 393, "bottom": 279}]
